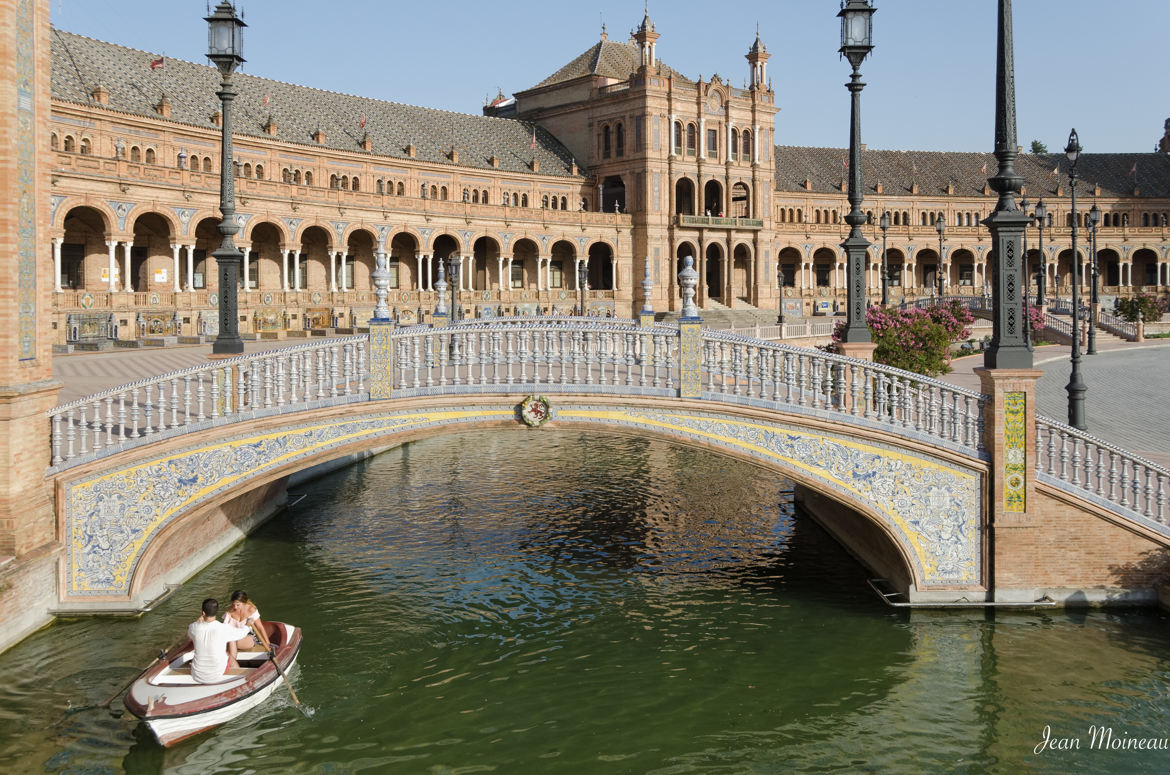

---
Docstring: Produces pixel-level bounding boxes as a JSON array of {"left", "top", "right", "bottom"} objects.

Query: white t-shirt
[{"left": 188, "top": 618, "right": 238, "bottom": 683}]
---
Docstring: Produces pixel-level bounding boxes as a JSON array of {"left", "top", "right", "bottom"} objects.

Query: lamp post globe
[
  {"left": 205, "top": 1, "right": 246, "bottom": 356},
  {"left": 879, "top": 211, "right": 890, "bottom": 307},
  {"left": 935, "top": 214, "right": 946, "bottom": 299},
  {"left": 836, "top": 0, "right": 876, "bottom": 346},
  {"left": 1064, "top": 128, "right": 1087, "bottom": 430}
]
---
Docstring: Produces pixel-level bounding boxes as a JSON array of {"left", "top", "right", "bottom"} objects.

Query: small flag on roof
[
  {"left": 980, "top": 161, "right": 987, "bottom": 175},
  {"left": 149, "top": 56, "right": 164, "bottom": 70},
  {"left": 360, "top": 114, "right": 367, "bottom": 129},
  {"left": 842, "top": 156, "right": 849, "bottom": 170},
  {"left": 263, "top": 93, "right": 269, "bottom": 106},
  {"left": 531, "top": 125, "right": 537, "bottom": 150},
  {"left": 1129, "top": 162, "right": 1138, "bottom": 176}
]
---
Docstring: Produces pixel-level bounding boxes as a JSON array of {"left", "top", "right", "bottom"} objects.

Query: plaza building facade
[{"left": 46, "top": 13, "right": 1170, "bottom": 346}]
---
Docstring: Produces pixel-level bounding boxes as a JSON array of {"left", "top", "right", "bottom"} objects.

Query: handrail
[{"left": 1036, "top": 416, "right": 1168, "bottom": 528}]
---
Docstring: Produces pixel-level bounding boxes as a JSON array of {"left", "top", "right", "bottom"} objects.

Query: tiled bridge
[{"left": 47, "top": 317, "right": 1170, "bottom": 609}]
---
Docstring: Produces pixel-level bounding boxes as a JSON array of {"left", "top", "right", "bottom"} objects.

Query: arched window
[
  {"left": 79, "top": 137, "right": 91, "bottom": 155},
  {"left": 243, "top": 163, "right": 252, "bottom": 178},
  {"left": 130, "top": 146, "right": 141, "bottom": 162},
  {"left": 921, "top": 212, "right": 929, "bottom": 226},
  {"left": 513, "top": 193, "right": 520, "bottom": 206},
  {"left": 815, "top": 210, "right": 822, "bottom": 224},
  {"left": 482, "top": 190, "right": 490, "bottom": 205},
  {"left": 351, "top": 176, "right": 359, "bottom": 192},
  {"left": 521, "top": 194, "right": 528, "bottom": 207},
  {"left": 203, "top": 157, "right": 212, "bottom": 173},
  {"left": 330, "top": 175, "right": 339, "bottom": 189},
  {"left": 542, "top": 195, "right": 549, "bottom": 208},
  {"left": 797, "top": 210, "right": 803, "bottom": 223},
  {"left": 293, "top": 170, "right": 301, "bottom": 184},
  {"left": 731, "top": 128, "right": 739, "bottom": 158},
  {"left": 615, "top": 123, "right": 624, "bottom": 157},
  {"left": 429, "top": 185, "right": 437, "bottom": 199},
  {"left": 471, "top": 190, "right": 479, "bottom": 203},
  {"left": 396, "top": 182, "right": 404, "bottom": 196},
  {"left": 741, "top": 130, "right": 751, "bottom": 160},
  {"left": 304, "top": 171, "right": 313, "bottom": 186},
  {"left": 50, "top": 133, "right": 59, "bottom": 151},
  {"left": 674, "top": 121, "right": 683, "bottom": 153},
  {"left": 686, "top": 124, "right": 697, "bottom": 155},
  {"left": 255, "top": 164, "right": 264, "bottom": 180},
  {"left": 63, "top": 135, "right": 75, "bottom": 152},
  {"left": 603, "top": 125, "right": 612, "bottom": 158},
  {"left": 283, "top": 168, "right": 291, "bottom": 183},
  {"left": 145, "top": 148, "right": 156, "bottom": 164},
  {"left": 440, "top": 186, "right": 448, "bottom": 200},
  {"left": 1143, "top": 213, "right": 1150, "bottom": 227},
  {"left": 560, "top": 196, "right": 567, "bottom": 209}
]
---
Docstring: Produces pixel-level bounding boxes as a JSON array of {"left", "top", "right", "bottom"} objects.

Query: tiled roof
[
  {"left": 527, "top": 37, "right": 691, "bottom": 91},
  {"left": 774, "top": 146, "right": 1170, "bottom": 199},
  {"left": 50, "top": 28, "right": 582, "bottom": 178}
]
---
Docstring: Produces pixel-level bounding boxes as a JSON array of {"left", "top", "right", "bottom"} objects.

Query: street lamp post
[
  {"left": 447, "top": 256, "right": 461, "bottom": 321},
  {"left": 1065, "top": 129, "right": 1086, "bottom": 430},
  {"left": 1087, "top": 203, "right": 1100, "bottom": 355},
  {"left": 935, "top": 214, "right": 947, "bottom": 299},
  {"left": 837, "top": 0, "right": 876, "bottom": 346},
  {"left": 205, "top": 1, "right": 246, "bottom": 356},
  {"left": 578, "top": 261, "right": 588, "bottom": 317},
  {"left": 1034, "top": 199, "right": 1048, "bottom": 308},
  {"left": 776, "top": 266, "right": 786, "bottom": 326},
  {"left": 879, "top": 211, "right": 890, "bottom": 307}
]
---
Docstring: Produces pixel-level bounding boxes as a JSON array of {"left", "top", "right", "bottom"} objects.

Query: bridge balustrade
[
  {"left": 1036, "top": 418, "right": 1169, "bottom": 526},
  {"left": 48, "top": 336, "right": 368, "bottom": 467}
]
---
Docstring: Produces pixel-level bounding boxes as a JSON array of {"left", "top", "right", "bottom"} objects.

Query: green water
[{"left": 3, "top": 430, "right": 1170, "bottom": 774}]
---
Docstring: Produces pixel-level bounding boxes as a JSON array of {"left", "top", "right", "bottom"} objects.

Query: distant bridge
[{"left": 47, "top": 317, "right": 1170, "bottom": 609}]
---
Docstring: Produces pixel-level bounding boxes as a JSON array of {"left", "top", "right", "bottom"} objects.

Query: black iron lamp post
[
  {"left": 836, "top": 0, "right": 876, "bottom": 345},
  {"left": 935, "top": 214, "right": 947, "bottom": 299},
  {"left": 1087, "top": 203, "right": 1100, "bottom": 355},
  {"left": 1064, "top": 128, "right": 1087, "bottom": 430},
  {"left": 578, "top": 261, "right": 588, "bottom": 316},
  {"left": 776, "top": 266, "right": 786, "bottom": 326},
  {"left": 206, "top": 1, "right": 246, "bottom": 355},
  {"left": 1033, "top": 199, "right": 1048, "bottom": 307},
  {"left": 879, "top": 211, "right": 890, "bottom": 307},
  {"left": 447, "top": 256, "right": 461, "bottom": 321}
]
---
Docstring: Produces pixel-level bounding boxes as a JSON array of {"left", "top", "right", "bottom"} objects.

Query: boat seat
[{"left": 151, "top": 666, "right": 251, "bottom": 686}]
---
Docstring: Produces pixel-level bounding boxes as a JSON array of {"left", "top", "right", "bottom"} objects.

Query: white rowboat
[{"left": 124, "top": 621, "right": 302, "bottom": 747}]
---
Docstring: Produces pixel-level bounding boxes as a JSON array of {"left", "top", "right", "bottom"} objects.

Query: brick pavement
[{"left": 947, "top": 340, "right": 1170, "bottom": 469}]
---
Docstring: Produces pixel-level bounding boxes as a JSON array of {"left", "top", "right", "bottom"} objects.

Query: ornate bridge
[{"left": 47, "top": 316, "right": 1170, "bottom": 609}]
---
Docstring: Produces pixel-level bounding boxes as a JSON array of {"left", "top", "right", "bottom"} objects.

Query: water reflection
[{"left": 0, "top": 430, "right": 1169, "bottom": 773}]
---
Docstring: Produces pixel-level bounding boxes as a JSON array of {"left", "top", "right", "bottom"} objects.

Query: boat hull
[{"left": 124, "top": 621, "right": 302, "bottom": 747}]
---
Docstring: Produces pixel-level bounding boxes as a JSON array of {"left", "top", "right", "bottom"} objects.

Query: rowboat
[{"left": 124, "top": 621, "right": 302, "bottom": 747}]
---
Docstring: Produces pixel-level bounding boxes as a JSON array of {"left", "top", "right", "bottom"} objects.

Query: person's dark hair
[
  {"left": 202, "top": 598, "right": 219, "bottom": 617},
  {"left": 229, "top": 590, "right": 249, "bottom": 605}
]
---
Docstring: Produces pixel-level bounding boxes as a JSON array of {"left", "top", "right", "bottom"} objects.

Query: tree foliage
[
  {"left": 1030, "top": 139, "right": 1048, "bottom": 154},
  {"left": 1115, "top": 293, "right": 1168, "bottom": 323}
]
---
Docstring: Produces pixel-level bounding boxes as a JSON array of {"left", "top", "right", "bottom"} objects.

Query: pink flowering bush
[
  {"left": 1116, "top": 293, "right": 1168, "bottom": 323},
  {"left": 832, "top": 301, "right": 974, "bottom": 376},
  {"left": 1026, "top": 305, "right": 1047, "bottom": 341}
]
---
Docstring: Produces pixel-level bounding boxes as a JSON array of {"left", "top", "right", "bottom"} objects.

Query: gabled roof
[
  {"left": 526, "top": 36, "right": 691, "bottom": 91},
  {"left": 774, "top": 146, "right": 1170, "bottom": 199},
  {"left": 50, "top": 28, "right": 581, "bottom": 178}
]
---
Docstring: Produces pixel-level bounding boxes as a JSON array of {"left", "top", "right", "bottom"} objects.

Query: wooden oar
[
  {"left": 100, "top": 648, "right": 169, "bottom": 712},
  {"left": 253, "top": 626, "right": 307, "bottom": 715}
]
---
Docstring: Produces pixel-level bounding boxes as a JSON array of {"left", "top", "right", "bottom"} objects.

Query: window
[
  {"left": 388, "top": 260, "right": 400, "bottom": 288},
  {"left": 243, "top": 163, "right": 252, "bottom": 178},
  {"left": 616, "top": 123, "right": 625, "bottom": 157},
  {"left": 482, "top": 191, "right": 490, "bottom": 205},
  {"left": 510, "top": 261, "right": 524, "bottom": 288},
  {"left": 396, "top": 182, "right": 404, "bottom": 196},
  {"left": 741, "top": 130, "right": 751, "bottom": 161},
  {"left": 706, "top": 128, "right": 717, "bottom": 158},
  {"left": 80, "top": 138, "right": 91, "bottom": 155},
  {"left": 304, "top": 171, "right": 313, "bottom": 186},
  {"left": 731, "top": 129, "right": 739, "bottom": 158},
  {"left": 50, "top": 133, "right": 59, "bottom": 151},
  {"left": 521, "top": 193, "right": 529, "bottom": 207},
  {"left": 686, "top": 124, "right": 696, "bottom": 155},
  {"left": 471, "top": 190, "right": 479, "bottom": 203},
  {"left": 63, "top": 135, "right": 75, "bottom": 152},
  {"left": 603, "top": 125, "right": 612, "bottom": 158},
  {"left": 550, "top": 261, "right": 564, "bottom": 288},
  {"left": 542, "top": 195, "right": 550, "bottom": 208},
  {"left": 203, "top": 157, "right": 212, "bottom": 173},
  {"left": 430, "top": 185, "right": 438, "bottom": 199},
  {"left": 560, "top": 197, "right": 567, "bottom": 209},
  {"left": 255, "top": 164, "right": 264, "bottom": 180},
  {"left": 440, "top": 186, "right": 448, "bottom": 201},
  {"left": 330, "top": 175, "right": 339, "bottom": 189},
  {"left": 816, "top": 266, "right": 831, "bottom": 287},
  {"left": 284, "top": 168, "right": 292, "bottom": 183},
  {"left": 351, "top": 177, "right": 359, "bottom": 192},
  {"left": 960, "top": 265, "right": 974, "bottom": 286},
  {"left": 781, "top": 264, "right": 796, "bottom": 286},
  {"left": 130, "top": 146, "right": 141, "bottom": 162},
  {"left": 145, "top": 148, "right": 156, "bottom": 164},
  {"left": 888, "top": 267, "right": 902, "bottom": 287},
  {"left": 293, "top": 170, "right": 302, "bottom": 184},
  {"left": 674, "top": 121, "right": 683, "bottom": 153}
]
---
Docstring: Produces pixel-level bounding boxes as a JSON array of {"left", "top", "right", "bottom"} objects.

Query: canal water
[{"left": 2, "top": 430, "right": 1170, "bottom": 774}]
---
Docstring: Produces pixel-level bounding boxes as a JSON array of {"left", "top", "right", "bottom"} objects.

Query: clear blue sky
[{"left": 52, "top": 0, "right": 1169, "bottom": 154}]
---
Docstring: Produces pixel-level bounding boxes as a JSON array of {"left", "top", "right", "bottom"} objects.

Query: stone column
[
  {"left": 52, "top": 237, "right": 62, "bottom": 292},
  {"left": 293, "top": 250, "right": 301, "bottom": 291},
  {"left": 171, "top": 244, "right": 181, "bottom": 292},
  {"left": 241, "top": 246, "right": 251, "bottom": 292},
  {"left": 506, "top": 257, "right": 514, "bottom": 291},
  {"left": 339, "top": 253, "right": 347, "bottom": 292},
  {"left": 106, "top": 240, "right": 117, "bottom": 291},
  {"left": 121, "top": 241, "right": 132, "bottom": 291},
  {"left": 281, "top": 249, "right": 289, "bottom": 291},
  {"left": 329, "top": 249, "right": 338, "bottom": 292},
  {"left": 186, "top": 245, "right": 195, "bottom": 291},
  {"left": 415, "top": 254, "right": 424, "bottom": 291},
  {"left": 497, "top": 256, "right": 505, "bottom": 290}
]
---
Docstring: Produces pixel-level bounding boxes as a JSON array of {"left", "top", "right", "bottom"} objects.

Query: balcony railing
[{"left": 676, "top": 215, "right": 764, "bottom": 229}]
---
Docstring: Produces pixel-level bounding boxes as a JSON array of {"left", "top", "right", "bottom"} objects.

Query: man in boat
[{"left": 188, "top": 598, "right": 241, "bottom": 683}]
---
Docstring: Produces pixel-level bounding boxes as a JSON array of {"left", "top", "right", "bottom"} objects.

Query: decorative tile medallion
[
  {"left": 1003, "top": 391, "right": 1026, "bottom": 512},
  {"left": 679, "top": 322, "right": 701, "bottom": 398}
]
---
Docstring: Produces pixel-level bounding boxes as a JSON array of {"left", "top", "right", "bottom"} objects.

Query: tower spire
[{"left": 746, "top": 23, "right": 770, "bottom": 89}]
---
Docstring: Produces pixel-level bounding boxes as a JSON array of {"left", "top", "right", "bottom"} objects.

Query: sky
[{"left": 50, "top": 0, "right": 1169, "bottom": 154}]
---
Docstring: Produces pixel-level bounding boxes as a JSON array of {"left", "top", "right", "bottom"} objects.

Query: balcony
[{"left": 676, "top": 215, "right": 764, "bottom": 230}]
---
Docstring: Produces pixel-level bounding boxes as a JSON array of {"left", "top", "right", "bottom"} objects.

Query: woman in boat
[{"left": 223, "top": 589, "right": 272, "bottom": 653}]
